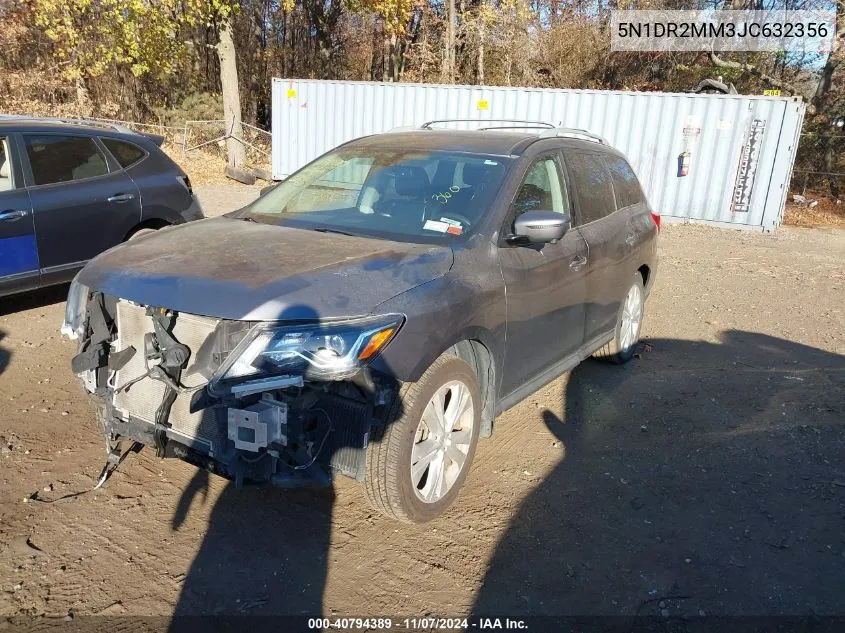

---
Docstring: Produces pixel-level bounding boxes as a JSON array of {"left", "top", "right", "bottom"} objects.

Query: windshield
[{"left": 238, "top": 148, "right": 512, "bottom": 243}]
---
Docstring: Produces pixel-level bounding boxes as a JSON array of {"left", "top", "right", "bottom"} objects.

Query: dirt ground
[{"left": 0, "top": 190, "right": 844, "bottom": 623}]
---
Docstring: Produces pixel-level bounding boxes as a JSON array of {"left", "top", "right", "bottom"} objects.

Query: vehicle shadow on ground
[
  {"left": 0, "top": 283, "right": 69, "bottom": 317},
  {"left": 167, "top": 304, "right": 406, "bottom": 622},
  {"left": 165, "top": 330, "right": 845, "bottom": 621},
  {"left": 472, "top": 330, "right": 845, "bottom": 617},
  {"left": 170, "top": 475, "right": 337, "bottom": 617},
  {"left": 0, "top": 329, "right": 9, "bottom": 376}
]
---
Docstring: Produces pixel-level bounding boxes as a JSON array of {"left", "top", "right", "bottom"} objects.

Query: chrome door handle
[
  {"left": 570, "top": 255, "right": 587, "bottom": 271},
  {"left": 107, "top": 193, "right": 135, "bottom": 203},
  {"left": 0, "top": 209, "right": 28, "bottom": 221}
]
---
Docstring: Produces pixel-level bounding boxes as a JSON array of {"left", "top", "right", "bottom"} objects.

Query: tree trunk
[
  {"left": 382, "top": 32, "right": 390, "bottom": 81},
  {"left": 370, "top": 19, "right": 379, "bottom": 80},
  {"left": 812, "top": 1, "right": 843, "bottom": 113},
  {"left": 444, "top": 0, "right": 455, "bottom": 82},
  {"left": 74, "top": 76, "right": 92, "bottom": 118},
  {"left": 218, "top": 16, "right": 245, "bottom": 169},
  {"left": 816, "top": 2, "right": 844, "bottom": 198},
  {"left": 389, "top": 32, "right": 399, "bottom": 81},
  {"left": 477, "top": 12, "right": 485, "bottom": 85}
]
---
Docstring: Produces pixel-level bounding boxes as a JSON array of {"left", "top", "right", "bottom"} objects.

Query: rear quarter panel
[{"left": 126, "top": 143, "right": 197, "bottom": 226}]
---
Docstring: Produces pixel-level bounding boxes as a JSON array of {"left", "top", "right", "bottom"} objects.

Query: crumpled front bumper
[{"left": 70, "top": 292, "right": 390, "bottom": 489}]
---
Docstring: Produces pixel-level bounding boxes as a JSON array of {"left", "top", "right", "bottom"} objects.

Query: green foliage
[
  {"left": 345, "top": 0, "right": 417, "bottom": 33},
  {"left": 30, "top": 0, "right": 181, "bottom": 79},
  {"left": 29, "top": 0, "right": 240, "bottom": 81}
]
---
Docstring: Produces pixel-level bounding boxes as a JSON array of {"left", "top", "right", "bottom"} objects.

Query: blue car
[{"left": 0, "top": 118, "right": 202, "bottom": 298}]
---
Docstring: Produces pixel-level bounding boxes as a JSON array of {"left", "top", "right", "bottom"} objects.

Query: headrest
[
  {"left": 462, "top": 162, "right": 485, "bottom": 186},
  {"left": 393, "top": 166, "right": 430, "bottom": 197},
  {"left": 0, "top": 158, "right": 8, "bottom": 178},
  {"left": 432, "top": 160, "right": 457, "bottom": 189}
]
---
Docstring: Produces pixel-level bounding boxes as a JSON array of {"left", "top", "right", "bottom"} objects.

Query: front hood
[{"left": 77, "top": 217, "right": 454, "bottom": 321}]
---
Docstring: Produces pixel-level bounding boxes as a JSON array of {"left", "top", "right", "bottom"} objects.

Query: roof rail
[
  {"left": 538, "top": 127, "right": 607, "bottom": 145},
  {"left": 0, "top": 115, "right": 135, "bottom": 135},
  {"left": 420, "top": 119, "right": 555, "bottom": 130},
  {"left": 415, "top": 120, "right": 607, "bottom": 144}
]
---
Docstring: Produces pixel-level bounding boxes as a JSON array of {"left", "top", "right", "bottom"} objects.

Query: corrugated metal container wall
[{"left": 272, "top": 79, "right": 805, "bottom": 231}]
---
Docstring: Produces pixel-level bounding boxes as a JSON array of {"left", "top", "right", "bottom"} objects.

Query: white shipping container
[{"left": 271, "top": 78, "right": 805, "bottom": 231}]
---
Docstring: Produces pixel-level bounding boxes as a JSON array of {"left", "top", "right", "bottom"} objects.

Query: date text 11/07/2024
[{"left": 307, "top": 618, "right": 529, "bottom": 630}]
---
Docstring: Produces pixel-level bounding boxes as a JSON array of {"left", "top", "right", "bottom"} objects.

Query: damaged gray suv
[{"left": 63, "top": 122, "right": 659, "bottom": 522}]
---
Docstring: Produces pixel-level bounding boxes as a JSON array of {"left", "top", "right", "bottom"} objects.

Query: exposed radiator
[
  {"left": 112, "top": 301, "right": 225, "bottom": 454},
  {"left": 320, "top": 393, "right": 370, "bottom": 481}
]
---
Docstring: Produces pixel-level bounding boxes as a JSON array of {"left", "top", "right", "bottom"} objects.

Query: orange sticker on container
[{"left": 446, "top": 225, "right": 463, "bottom": 235}]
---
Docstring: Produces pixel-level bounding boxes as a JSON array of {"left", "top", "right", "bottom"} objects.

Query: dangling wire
[
  {"left": 25, "top": 442, "right": 141, "bottom": 504},
  {"left": 293, "top": 408, "right": 332, "bottom": 471}
]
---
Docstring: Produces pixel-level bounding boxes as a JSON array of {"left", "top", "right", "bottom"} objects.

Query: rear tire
[
  {"left": 127, "top": 227, "right": 158, "bottom": 241},
  {"left": 365, "top": 354, "right": 481, "bottom": 523},
  {"left": 593, "top": 272, "right": 645, "bottom": 364}
]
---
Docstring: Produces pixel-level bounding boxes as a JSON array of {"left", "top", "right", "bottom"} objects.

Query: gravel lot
[{"left": 0, "top": 187, "right": 843, "bottom": 621}]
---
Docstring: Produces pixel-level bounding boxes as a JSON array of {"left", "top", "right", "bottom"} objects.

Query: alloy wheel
[
  {"left": 410, "top": 380, "right": 475, "bottom": 503},
  {"left": 619, "top": 283, "right": 643, "bottom": 352}
]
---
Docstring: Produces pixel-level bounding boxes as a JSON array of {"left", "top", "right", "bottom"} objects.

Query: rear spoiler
[{"left": 144, "top": 133, "right": 166, "bottom": 147}]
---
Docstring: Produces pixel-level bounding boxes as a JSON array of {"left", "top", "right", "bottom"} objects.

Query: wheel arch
[
  {"left": 380, "top": 325, "right": 501, "bottom": 439},
  {"left": 122, "top": 217, "right": 172, "bottom": 241},
  {"left": 637, "top": 263, "right": 650, "bottom": 287},
  {"left": 447, "top": 339, "right": 497, "bottom": 439}
]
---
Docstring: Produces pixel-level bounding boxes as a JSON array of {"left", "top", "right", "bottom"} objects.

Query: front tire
[
  {"left": 365, "top": 354, "right": 481, "bottom": 523},
  {"left": 594, "top": 272, "right": 645, "bottom": 364}
]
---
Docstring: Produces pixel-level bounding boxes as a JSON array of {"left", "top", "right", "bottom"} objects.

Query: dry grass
[
  {"left": 163, "top": 144, "right": 230, "bottom": 185},
  {"left": 783, "top": 195, "right": 845, "bottom": 228},
  {"left": 162, "top": 143, "right": 271, "bottom": 186}
]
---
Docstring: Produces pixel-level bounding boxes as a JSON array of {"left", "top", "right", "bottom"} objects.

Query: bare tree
[
  {"left": 217, "top": 16, "right": 245, "bottom": 168},
  {"left": 444, "top": 0, "right": 456, "bottom": 82}
]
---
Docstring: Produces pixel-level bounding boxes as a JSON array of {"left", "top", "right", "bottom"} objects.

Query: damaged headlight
[
  {"left": 210, "top": 314, "right": 403, "bottom": 389},
  {"left": 60, "top": 277, "right": 90, "bottom": 340}
]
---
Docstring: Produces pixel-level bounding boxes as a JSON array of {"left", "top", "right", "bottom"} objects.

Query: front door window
[{"left": 513, "top": 157, "right": 569, "bottom": 218}]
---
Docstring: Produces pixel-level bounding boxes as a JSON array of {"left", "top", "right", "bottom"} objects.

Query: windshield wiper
[{"left": 311, "top": 227, "right": 357, "bottom": 237}]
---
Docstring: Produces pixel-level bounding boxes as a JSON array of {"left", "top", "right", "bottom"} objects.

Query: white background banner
[{"left": 611, "top": 10, "right": 836, "bottom": 52}]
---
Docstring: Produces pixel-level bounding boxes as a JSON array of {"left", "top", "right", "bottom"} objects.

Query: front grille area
[{"left": 112, "top": 301, "right": 225, "bottom": 454}]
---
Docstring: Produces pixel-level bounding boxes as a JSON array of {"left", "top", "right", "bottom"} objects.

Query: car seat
[{"left": 372, "top": 165, "right": 431, "bottom": 223}]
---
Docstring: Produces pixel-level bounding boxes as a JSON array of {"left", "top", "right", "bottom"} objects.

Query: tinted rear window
[
  {"left": 101, "top": 138, "right": 146, "bottom": 169},
  {"left": 24, "top": 135, "right": 109, "bottom": 186},
  {"left": 605, "top": 155, "right": 644, "bottom": 209},
  {"left": 565, "top": 152, "right": 616, "bottom": 224}
]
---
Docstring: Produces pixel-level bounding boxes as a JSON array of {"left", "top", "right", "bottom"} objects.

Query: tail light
[
  {"left": 650, "top": 210, "right": 661, "bottom": 233},
  {"left": 177, "top": 175, "right": 193, "bottom": 196}
]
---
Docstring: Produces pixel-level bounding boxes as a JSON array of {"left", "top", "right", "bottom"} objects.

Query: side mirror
[{"left": 511, "top": 210, "right": 570, "bottom": 244}]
